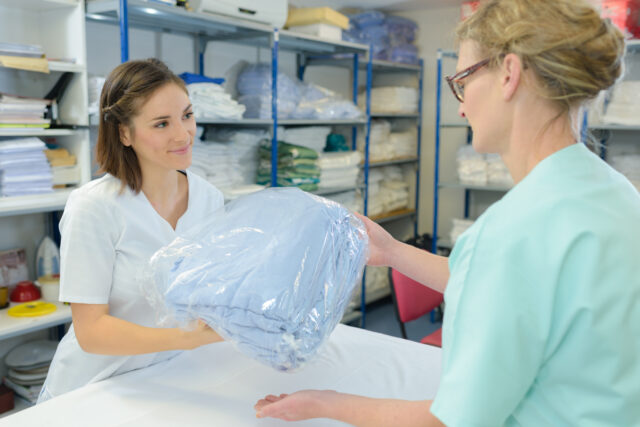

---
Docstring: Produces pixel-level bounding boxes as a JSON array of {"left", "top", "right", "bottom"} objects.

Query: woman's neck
[
  {"left": 140, "top": 165, "right": 182, "bottom": 206},
  {"left": 501, "top": 103, "right": 577, "bottom": 184}
]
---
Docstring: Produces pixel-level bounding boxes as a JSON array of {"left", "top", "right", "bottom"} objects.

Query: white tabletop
[{"left": 2, "top": 325, "right": 442, "bottom": 426}]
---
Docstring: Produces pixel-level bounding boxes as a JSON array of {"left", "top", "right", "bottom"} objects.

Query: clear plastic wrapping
[{"left": 143, "top": 187, "right": 369, "bottom": 371}]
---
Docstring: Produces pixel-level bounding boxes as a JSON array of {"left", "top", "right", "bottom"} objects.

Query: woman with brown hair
[
  {"left": 255, "top": 0, "right": 640, "bottom": 425},
  {"left": 38, "top": 58, "right": 223, "bottom": 403}
]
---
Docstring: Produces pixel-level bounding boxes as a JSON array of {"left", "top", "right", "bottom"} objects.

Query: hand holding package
[{"left": 143, "top": 188, "right": 368, "bottom": 371}]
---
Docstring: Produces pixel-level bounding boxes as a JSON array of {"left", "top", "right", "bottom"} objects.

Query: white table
[{"left": 2, "top": 325, "right": 441, "bottom": 426}]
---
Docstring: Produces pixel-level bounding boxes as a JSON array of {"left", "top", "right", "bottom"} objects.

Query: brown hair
[
  {"left": 96, "top": 58, "right": 187, "bottom": 193},
  {"left": 456, "top": 0, "right": 625, "bottom": 113}
]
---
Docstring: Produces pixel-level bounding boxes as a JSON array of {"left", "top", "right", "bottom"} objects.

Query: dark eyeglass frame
[{"left": 445, "top": 58, "right": 491, "bottom": 102}]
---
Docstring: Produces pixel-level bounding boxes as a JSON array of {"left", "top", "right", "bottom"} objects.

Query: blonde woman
[
  {"left": 255, "top": 0, "right": 640, "bottom": 425},
  {"left": 39, "top": 59, "right": 223, "bottom": 403}
]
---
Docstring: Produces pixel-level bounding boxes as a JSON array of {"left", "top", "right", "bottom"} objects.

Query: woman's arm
[
  {"left": 71, "top": 303, "right": 222, "bottom": 355},
  {"left": 356, "top": 213, "right": 450, "bottom": 293},
  {"left": 255, "top": 390, "right": 445, "bottom": 427}
]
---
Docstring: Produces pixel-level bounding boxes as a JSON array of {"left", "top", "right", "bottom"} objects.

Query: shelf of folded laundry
[
  {"left": 438, "top": 181, "right": 512, "bottom": 192},
  {"left": 196, "top": 119, "right": 367, "bottom": 127},
  {"left": 437, "top": 238, "right": 453, "bottom": 250},
  {"left": 366, "top": 157, "right": 419, "bottom": 168},
  {"left": 370, "top": 208, "right": 415, "bottom": 224},
  {"left": 305, "top": 57, "right": 422, "bottom": 73},
  {"left": 341, "top": 309, "right": 362, "bottom": 325},
  {"left": 0, "top": 129, "right": 78, "bottom": 137},
  {"left": 86, "top": 0, "right": 368, "bottom": 55},
  {"left": 440, "top": 122, "right": 470, "bottom": 128},
  {"left": 0, "top": 302, "right": 71, "bottom": 341},
  {"left": 311, "top": 185, "right": 360, "bottom": 196},
  {"left": 370, "top": 112, "right": 419, "bottom": 119}
]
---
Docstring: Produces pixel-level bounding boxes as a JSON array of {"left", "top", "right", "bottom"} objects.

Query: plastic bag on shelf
[
  {"left": 236, "top": 63, "right": 301, "bottom": 118},
  {"left": 143, "top": 188, "right": 368, "bottom": 371},
  {"left": 291, "top": 83, "right": 363, "bottom": 120}
]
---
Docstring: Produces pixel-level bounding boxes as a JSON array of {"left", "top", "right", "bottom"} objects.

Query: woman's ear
[
  {"left": 501, "top": 53, "right": 522, "bottom": 102},
  {"left": 119, "top": 124, "right": 132, "bottom": 147}
]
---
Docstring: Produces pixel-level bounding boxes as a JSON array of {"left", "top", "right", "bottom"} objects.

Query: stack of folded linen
[
  {"left": 0, "top": 137, "right": 52, "bottom": 197},
  {"left": 145, "top": 187, "right": 369, "bottom": 371},
  {"left": 450, "top": 218, "right": 475, "bottom": 244},
  {"left": 457, "top": 144, "right": 487, "bottom": 185},
  {"left": 187, "top": 82, "right": 245, "bottom": 120},
  {"left": 360, "top": 86, "right": 419, "bottom": 114},
  {"left": 361, "top": 165, "right": 410, "bottom": 216},
  {"left": 358, "top": 120, "right": 392, "bottom": 162},
  {"left": 257, "top": 140, "right": 320, "bottom": 191},
  {"left": 318, "top": 151, "right": 362, "bottom": 190},
  {"left": 389, "top": 129, "right": 417, "bottom": 158},
  {"left": 279, "top": 126, "right": 332, "bottom": 153},
  {"left": 324, "top": 189, "right": 362, "bottom": 213},
  {"left": 189, "top": 139, "right": 244, "bottom": 190}
]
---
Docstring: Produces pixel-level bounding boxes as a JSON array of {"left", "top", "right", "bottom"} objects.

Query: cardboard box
[
  {"left": 289, "top": 23, "right": 343, "bottom": 41},
  {"left": 286, "top": 7, "right": 349, "bottom": 30}
]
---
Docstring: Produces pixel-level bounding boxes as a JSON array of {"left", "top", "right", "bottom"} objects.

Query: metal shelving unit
[{"left": 433, "top": 49, "right": 511, "bottom": 253}]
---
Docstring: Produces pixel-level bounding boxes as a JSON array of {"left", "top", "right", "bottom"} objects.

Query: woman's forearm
[
  {"left": 325, "top": 393, "right": 444, "bottom": 427},
  {"left": 71, "top": 304, "right": 222, "bottom": 355},
  {"left": 387, "top": 241, "right": 450, "bottom": 293}
]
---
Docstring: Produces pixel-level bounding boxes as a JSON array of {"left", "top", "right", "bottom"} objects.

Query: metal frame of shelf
[{"left": 87, "top": 1, "right": 426, "bottom": 329}]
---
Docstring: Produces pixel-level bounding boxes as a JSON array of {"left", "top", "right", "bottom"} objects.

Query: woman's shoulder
[{"left": 65, "top": 174, "right": 124, "bottom": 213}]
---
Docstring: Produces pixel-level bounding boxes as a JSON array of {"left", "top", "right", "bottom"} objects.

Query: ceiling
[{"left": 289, "top": 0, "right": 466, "bottom": 12}]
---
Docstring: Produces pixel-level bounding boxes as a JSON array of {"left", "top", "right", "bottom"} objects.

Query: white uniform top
[{"left": 39, "top": 170, "right": 224, "bottom": 402}]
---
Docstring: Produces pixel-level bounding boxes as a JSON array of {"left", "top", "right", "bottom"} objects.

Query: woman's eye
[
  {"left": 184, "top": 111, "right": 194, "bottom": 119},
  {"left": 155, "top": 121, "right": 168, "bottom": 128}
]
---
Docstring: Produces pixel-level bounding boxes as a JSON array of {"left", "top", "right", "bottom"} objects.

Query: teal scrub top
[{"left": 430, "top": 143, "right": 640, "bottom": 426}]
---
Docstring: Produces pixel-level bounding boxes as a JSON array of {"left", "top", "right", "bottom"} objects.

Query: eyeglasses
[{"left": 445, "top": 58, "right": 491, "bottom": 103}]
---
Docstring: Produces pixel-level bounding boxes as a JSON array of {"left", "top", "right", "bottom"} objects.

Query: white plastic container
[
  {"left": 37, "top": 275, "right": 60, "bottom": 302},
  {"left": 289, "top": 23, "right": 343, "bottom": 41}
]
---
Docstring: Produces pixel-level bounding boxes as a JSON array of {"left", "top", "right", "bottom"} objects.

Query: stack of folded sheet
[
  {"left": 360, "top": 86, "right": 418, "bottom": 114},
  {"left": 278, "top": 126, "right": 332, "bottom": 153},
  {"left": 361, "top": 165, "right": 410, "bottom": 216},
  {"left": 189, "top": 139, "right": 244, "bottom": 190},
  {"left": 318, "top": 151, "right": 362, "bottom": 190},
  {"left": 358, "top": 120, "right": 392, "bottom": 162},
  {"left": 324, "top": 189, "right": 362, "bottom": 213},
  {"left": 457, "top": 144, "right": 487, "bottom": 185},
  {"left": 0, "top": 137, "right": 52, "bottom": 197},
  {"left": 187, "top": 82, "right": 245, "bottom": 120},
  {"left": 144, "top": 187, "right": 369, "bottom": 371},
  {"left": 257, "top": 140, "right": 320, "bottom": 191}
]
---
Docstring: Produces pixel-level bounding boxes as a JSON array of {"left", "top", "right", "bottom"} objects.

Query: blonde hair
[
  {"left": 456, "top": 0, "right": 625, "bottom": 113},
  {"left": 96, "top": 58, "right": 187, "bottom": 193}
]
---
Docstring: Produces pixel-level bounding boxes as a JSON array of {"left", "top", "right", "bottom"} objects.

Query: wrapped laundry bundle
[
  {"left": 236, "top": 64, "right": 301, "bottom": 119},
  {"left": 290, "top": 83, "right": 362, "bottom": 121},
  {"left": 187, "top": 82, "right": 246, "bottom": 120},
  {"left": 144, "top": 187, "right": 369, "bottom": 371}
]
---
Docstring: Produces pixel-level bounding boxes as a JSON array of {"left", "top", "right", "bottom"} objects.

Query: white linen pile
[
  {"left": 450, "top": 218, "right": 475, "bottom": 244},
  {"left": 189, "top": 128, "right": 268, "bottom": 199},
  {"left": 610, "top": 154, "right": 640, "bottom": 191},
  {"left": 389, "top": 129, "right": 417, "bottom": 158},
  {"left": 601, "top": 81, "right": 640, "bottom": 126},
  {"left": 361, "top": 165, "right": 410, "bottom": 216},
  {"left": 348, "top": 265, "right": 390, "bottom": 311},
  {"left": 359, "top": 86, "right": 419, "bottom": 114},
  {"left": 457, "top": 145, "right": 513, "bottom": 186},
  {"left": 0, "top": 137, "right": 53, "bottom": 197},
  {"left": 187, "top": 83, "right": 245, "bottom": 120},
  {"left": 358, "top": 120, "right": 392, "bottom": 162},
  {"left": 318, "top": 151, "right": 362, "bottom": 190},
  {"left": 278, "top": 126, "right": 331, "bottom": 153}
]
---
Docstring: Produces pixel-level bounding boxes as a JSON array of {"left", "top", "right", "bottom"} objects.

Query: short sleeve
[
  {"left": 58, "top": 191, "right": 120, "bottom": 304},
  {"left": 430, "top": 218, "right": 554, "bottom": 426}
]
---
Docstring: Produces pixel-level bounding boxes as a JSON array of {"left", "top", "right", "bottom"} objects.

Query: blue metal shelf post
[
  {"left": 119, "top": 0, "right": 129, "bottom": 62},
  {"left": 432, "top": 50, "right": 444, "bottom": 253},
  {"left": 270, "top": 29, "right": 279, "bottom": 187},
  {"left": 414, "top": 59, "right": 424, "bottom": 237}
]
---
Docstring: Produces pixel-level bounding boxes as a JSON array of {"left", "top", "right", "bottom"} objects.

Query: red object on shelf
[
  {"left": 9, "top": 281, "right": 41, "bottom": 303},
  {"left": 600, "top": 0, "right": 640, "bottom": 38}
]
